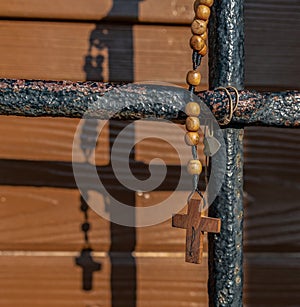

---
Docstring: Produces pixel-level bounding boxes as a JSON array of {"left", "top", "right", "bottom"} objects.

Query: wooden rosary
[{"left": 172, "top": 0, "right": 221, "bottom": 264}]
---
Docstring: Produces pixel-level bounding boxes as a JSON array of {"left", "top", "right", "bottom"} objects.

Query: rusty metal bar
[
  {"left": 208, "top": 0, "right": 245, "bottom": 306},
  {"left": 0, "top": 79, "right": 299, "bottom": 127}
]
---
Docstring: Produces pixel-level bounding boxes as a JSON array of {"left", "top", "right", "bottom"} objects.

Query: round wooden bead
[
  {"left": 195, "top": 5, "right": 211, "bottom": 20},
  {"left": 186, "top": 70, "right": 201, "bottom": 86},
  {"left": 194, "top": 0, "right": 214, "bottom": 10},
  {"left": 187, "top": 160, "right": 202, "bottom": 175},
  {"left": 186, "top": 117, "right": 200, "bottom": 132},
  {"left": 185, "top": 102, "right": 201, "bottom": 116},
  {"left": 199, "top": 44, "right": 207, "bottom": 56},
  {"left": 190, "top": 35, "right": 205, "bottom": 51},
  {"left": 200, "top": 31, "right": 208, "bottom": 41},
  {"left": 185, "top": 132, "right": 200, "bottom": 146},
  {"left": 201, "top": 0, "right": 214, "bottom": 7},
  {"left": 191, "top": 19, "right": 207, "bottom": 35}
]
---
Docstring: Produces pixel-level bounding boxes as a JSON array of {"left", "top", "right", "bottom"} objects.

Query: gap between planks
[
  {"left": 0, "top": 251, "right": 194, "bottom": 258},
  {"left": 0, "top": 251, "right": 299, "bottom": 259}
]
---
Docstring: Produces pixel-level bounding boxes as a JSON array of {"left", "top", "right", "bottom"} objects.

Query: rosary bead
[
  {"left": 200, "top": 31, "right": 208, "bottom": 41},
  {"left": 187, "top": 159, "right": 202, "bottom": 175},
  {"left": 186, "top": 116, "right": 200, "bottom": 132},
  {"left": 199, "top": 44, "right": 207, "bottom": 56},
  {"left": 195, "top": 5, "right": 211, "bottom": 20},
  {"left": 194, "top": 0, "right": 214, "bottom": 10},
  {"left": 186, "top": 70, "right": 201, "bottom": 86},
  {"left": 191, "top": 19, "right": 207, "bottom": 35},
  {"left": 201, "top": 0, "right": 214, "bottom": 7},
  {"left": 185, "top": 102, "right": 201, "bottom": 116},
  {"left": 81, "top": 222, "right": 90, "bottom": 232},
  {"left": 185, "top": 132, "right": 200, "bottom": 146},
  {"left": 190, "top": 35, "right": 205, "bottom": 51}
]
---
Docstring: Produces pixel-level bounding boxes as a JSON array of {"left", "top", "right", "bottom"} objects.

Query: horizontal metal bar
[
  {"left": 199, "top": 90, "right": 300, "bottom": 127},
  {"left": 0, "top": 79, "right": 299, "bottom": 127}
]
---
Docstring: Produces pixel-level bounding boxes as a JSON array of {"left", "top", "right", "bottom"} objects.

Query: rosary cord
[
  {"left": 187, "top": 53, "right": 204, "bottom": 203},
  {"left": 192, "top": 146, "right": 199, "bottom": 193},
  {"left": 185, "top": 0, "right": 215, "bottom": 207},
  {"left": 173, "top": 0, "right": 220, "bottom": 264},
  {"left": 80, "top": 193, "right": 91, "bottom": 248},
  {"left": 189, "top": 51, "right": 203, "bottom": 92},
  {"left": 193, "top": 51, "right": 202, "bottom": 70}
]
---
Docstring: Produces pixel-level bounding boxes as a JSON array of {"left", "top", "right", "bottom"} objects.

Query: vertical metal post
[{"left": 208, "top": 0, "right": 244, "bottom": 306}]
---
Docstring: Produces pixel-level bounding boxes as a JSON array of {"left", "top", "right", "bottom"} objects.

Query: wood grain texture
[
  {"left": 244, "top": 254, "right": 300, "bottom": 307},
  {"left": 0, "top": 17, "right": 298, "bottom": 88},
  {"left": 0, "top": 0, "right": 193, "bottom": 23},
  {"left": 0, "top": 121, "right": 299, "bottom": 252},
  {"left": 0, "top": 20, "right": 208, "bottom": 86},
  {"left": 0, "top": 253, "right": 298, "bottom": 306},
  {"left": 244, "top": 1, "right": 300, "bottom": 89},
  {"left": 0, "top": 117, "right": 110, "bottom": 163},
  {"left": 0, "top": 117, "right": 201, "bottom": 165},
  {"left": 0, "top": 255, "right": 109, "bottom": 306},
  {"left": 0, "top": 186, "right": 109, "bottom": 251},
  {"left": 244, "top": 127, "right": 300, "bottom": 252},
  {"left": 0, "top": 1, "right": 299, "bottom": 88},
  {"left": 0, "top": 254, "right": 209, "bottom": 307},
  {"left": 0, "top": 187, "right": 193, "bottom": 252}
]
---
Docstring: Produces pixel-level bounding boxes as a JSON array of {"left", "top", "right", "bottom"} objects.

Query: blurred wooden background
[{"left": 0, "top": 0, "right": 299, "bottom": 306}]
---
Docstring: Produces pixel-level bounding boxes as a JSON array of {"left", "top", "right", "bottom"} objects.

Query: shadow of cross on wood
[
  {"left": 172, "top": 198, "right": 221, "bottom": 264},
  {"left": 75, "top": 248, "right": 101, "bottom": 291}
]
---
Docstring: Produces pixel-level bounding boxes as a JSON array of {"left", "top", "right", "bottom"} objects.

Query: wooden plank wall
[{"left": 0, "top": 1, "right": 299, "bottom": 306}]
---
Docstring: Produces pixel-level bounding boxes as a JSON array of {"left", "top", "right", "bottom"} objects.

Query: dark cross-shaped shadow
[
  {"left": 0, "top": 0, "right": 205, "bottom": 303},
  {"left": 75, "top": 247, "right": 102, "bottom": 291},
  {"left": 78, "top": 118, "right": 139, "bottom": 305},
  {"left": 84, "top": 0, "right": 144, "bottom": 82},
  {"left": 82, "top": 1, "right": 143, "bottom": 305}
]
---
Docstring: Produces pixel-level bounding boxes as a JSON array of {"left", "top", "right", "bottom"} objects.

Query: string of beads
[{"left": 185, "top": 0, "right": 214, "bottom": 198}]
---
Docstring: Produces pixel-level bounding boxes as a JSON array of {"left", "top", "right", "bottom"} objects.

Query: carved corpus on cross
[{"left": 172, "top": 198, "right": 221, "bottom": 264}]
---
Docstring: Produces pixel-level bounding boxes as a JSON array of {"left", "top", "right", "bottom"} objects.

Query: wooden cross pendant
[{"left": 172, "top": 198, "right": 221, "bottom": 264}]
